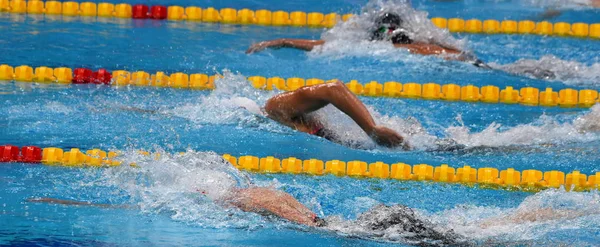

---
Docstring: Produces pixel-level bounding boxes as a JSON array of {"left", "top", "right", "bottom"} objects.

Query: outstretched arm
[
  {"left": 395, "top": 42, "right": 462, "bottom": 57},
  {"left": 27, "top": 197, "right": 130, "bottom": 209},
  {"left": 480, "top": 207, "right": 599, "bottom": 228},
  {"left": 246, "top": 39, "right": 325, "bottom": 54},
  {"left": 223, "top": 187, "right": 323, "bottom": 227}
]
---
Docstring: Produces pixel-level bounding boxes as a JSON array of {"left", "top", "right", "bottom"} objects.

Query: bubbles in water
[{"left": 7, "top": 101, "right": 74, "bottom": 119}]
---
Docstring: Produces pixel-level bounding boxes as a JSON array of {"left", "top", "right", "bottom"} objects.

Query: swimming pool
[{"left": 2, "top": 0, "right": 600, "bottom": 246}]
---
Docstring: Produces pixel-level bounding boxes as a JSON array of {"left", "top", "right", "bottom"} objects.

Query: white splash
[
  {"left": 324, "top": 189, "right": 600, "bottom": 245},
  {"left": 446, "top": 104, "right": 600, "bottom": 148},
  {"left": 164, "top": 71, "right": 286, "bottom": 132},
  {"left": 309, "top": 0, "right": 467, "bottom": 61},
  {"left": 89, "top": 149, "right": 600, "bottom": 245},
  {"left": 489, "top": 55, "right": 600, "bottom": 85},
  {"left": 98, "top": 150, "right": 263, "bottom": 228},
  {"left": 165, "top": 71, "right": 600, "bottom": 150},
  {"left": 432, "top": 189, "right": 600, "bottom": 242},
  {"left": 526, "top": 0, "right": 595, "bottom": 9}
]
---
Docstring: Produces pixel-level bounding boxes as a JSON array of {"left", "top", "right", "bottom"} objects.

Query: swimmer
[
  {"left": 262, "top": 80, "right": 408, "bottom": 149},
  {"left": 533, "top": 0, "right": 600, "bottom": 20},
  {"left": 28, "top": 187, "right": 326, "bottom": 227},
  {"left": 247, "top": 12, "right": 489, "bottom": 68},
  {"left": 27, "top": 188, "right": 460, "bottom": 245},
  {"left": 108, "top": 80, "right": 408, "bottom": 149},
  {"left": 28, "top": 186, "right": 599, "bottom": 246}
]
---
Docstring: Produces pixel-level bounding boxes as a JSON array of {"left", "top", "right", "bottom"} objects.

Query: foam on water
[{"left": 490, "top": 55, "right": 600, "bottom": 85}]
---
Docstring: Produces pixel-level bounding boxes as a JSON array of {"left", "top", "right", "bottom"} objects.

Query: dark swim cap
[
  {"left": 371, "top": 12, "right": 412, "bottom": 44},
  {"left": 375, "top": 12, "right": 402, "bottom": 27}
]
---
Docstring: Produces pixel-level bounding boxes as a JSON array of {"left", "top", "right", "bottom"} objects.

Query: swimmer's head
[
  {"left": 370, "top": 12, "right": 412, "bottom": 44},
  {"left": 375, "top": 12, "right": 402, "bottom": 28}
]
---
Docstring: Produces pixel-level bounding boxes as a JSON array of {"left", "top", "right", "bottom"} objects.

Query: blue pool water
[{"left": 2, "top": 0, "right": 600, "bottom": 246}]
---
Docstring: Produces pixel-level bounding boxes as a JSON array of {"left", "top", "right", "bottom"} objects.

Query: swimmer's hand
[
  {"left": 246, "top": 39, "right": 284, "bottom": 54},
  {"left": 370, "top": 126, "right": 410, "bottom": 150}
]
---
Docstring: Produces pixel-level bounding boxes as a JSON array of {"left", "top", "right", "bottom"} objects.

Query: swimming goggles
[{"left": 376, "top": 25, "right": 409, "bottom": 41}]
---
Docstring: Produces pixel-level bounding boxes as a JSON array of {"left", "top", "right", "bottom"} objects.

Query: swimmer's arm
[
  {"left": 394, "top": 42, "right": 462, "bottom": 58},
  {"left": 534, "top": 9, "right": 562, "bottom": 21},
  {"left": 480, "top": 207, "right": 598, "bottom": 228},
  {"left": 246, "top": 39, "right": 325, "bottom": 54},
  {"left": 223, "top": 187, "right": 320, "bottom": 227},
  {"left": 27, "top": 197, "right": 131, "bottom": 209}
]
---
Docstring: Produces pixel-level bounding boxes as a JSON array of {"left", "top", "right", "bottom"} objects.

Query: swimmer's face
[{"left": 371, "top": 13, "right": 404, "bottom": 41}]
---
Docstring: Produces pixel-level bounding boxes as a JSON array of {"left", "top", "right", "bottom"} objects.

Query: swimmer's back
[{"left": 356, "top": 204, "right": 470, "bottom": 246}]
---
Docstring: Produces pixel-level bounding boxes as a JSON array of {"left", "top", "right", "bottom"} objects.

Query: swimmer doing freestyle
[
  {"left": 30, "top": 185, "right": 600, "bottom": 246},
  {"left": 116, "top": 79, "right": 408, "bottom": 149},
  {"left": 262, "top": 79, "right": 408, "bottom": 149},
  {"left": 247, "top": 12, "right": 490, "bottom": 68}
]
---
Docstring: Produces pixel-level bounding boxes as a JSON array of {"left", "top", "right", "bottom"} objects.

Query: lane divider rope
[
  {"left": 2, "top": 64, "right": 599, "bottom": 108},
  {"left": 0, "top": 144, "right": 596, "bottom": 192},
  {"left": 1, "top": 0, "right": 599, "bottom": 39}
]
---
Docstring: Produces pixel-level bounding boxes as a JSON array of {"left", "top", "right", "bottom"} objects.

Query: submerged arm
[
  {"left": 246, "top": 39, "right": 325, "bottom": 54},
  {"left": 27, "top": 197, "right": 130, "bottom": 209}
]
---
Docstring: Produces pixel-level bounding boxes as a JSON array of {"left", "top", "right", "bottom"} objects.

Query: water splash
[
  {"left": 89, "top": 149, "right": 600, "bottom": 245},
  {"left": 432, "top": 189, "right": 600, "bottom": 243},
  {"left": 164, "top": 71, "right": 287, "bottom": 132},
  {"left": 164, "top": 72, "right": 600, "bottom": 151},
  {"left": 446, "top": 104, "right": 600, "bottom": 148},
  {"left": 526, "top": 0, "right": 596, "bottom": 9},
  {"left": 98, "top": 150, "right": 263, "bottom": 228},
  {"left": 310, "top": 0, "right": 467, "bottom": 61},
  {"left": 489, "top": 55, "right": 600, "bottom": 85},
  {"left": 325, "top": 189, "right": 600, "bottom": 245}
]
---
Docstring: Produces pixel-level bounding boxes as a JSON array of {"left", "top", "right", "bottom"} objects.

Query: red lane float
[
  {"left": 150, "top": 5, "right": 168, "bottom": 19},
  {"left": 73, "top": 68, "right": 93, "bottom": 84},
  {"left": 92, "top": 68, "right": 112, "bottom": 84},
  {"left": 20, "top": 146, "right": 42, "bottom": 163},
  {"left": 132, "top": 4, "right": 149, "bottom": 19},
  {"left": 0, "top": 145, "right": 42, "bottom": 163},
  {"left": 0, "top": 145, "right": 20, "bottom": 162}
]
